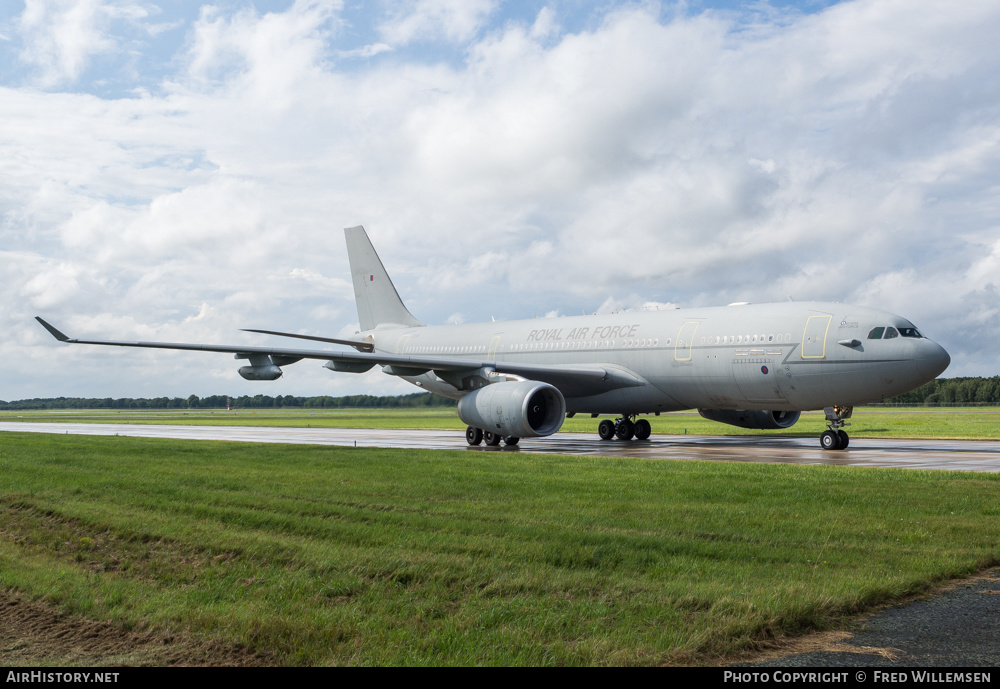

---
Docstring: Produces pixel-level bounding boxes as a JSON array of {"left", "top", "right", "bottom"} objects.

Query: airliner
[{"left": 36, "top": 226, "right": 950, "bottom": 450}]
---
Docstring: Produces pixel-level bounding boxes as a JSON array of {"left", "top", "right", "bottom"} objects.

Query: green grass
[
  {"left": 3, "top": 407, "right": 999, "bottom": 439},
  {"left": 2, "top": 432, "right": 999, "bottom": 665}
]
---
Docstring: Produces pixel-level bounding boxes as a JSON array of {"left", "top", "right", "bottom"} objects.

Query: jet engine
[
  {"left": 458, "top": 380, "right": 566, "bottom": 438},
  {"left": 697, "top": 409, "right": 801, "bottom": 429}
]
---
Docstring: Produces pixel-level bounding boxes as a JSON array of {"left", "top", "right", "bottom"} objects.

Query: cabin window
[
  {"left": 868, "top": 327, "right": 885, "bottom": 339},
  {"left": 884, "top": 327, "right": 899, "bottom": 339}
]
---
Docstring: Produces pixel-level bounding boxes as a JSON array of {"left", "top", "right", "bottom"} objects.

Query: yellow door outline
[
  {"left": 488, "top": 335, "right": 501, "bottom": 361},
  {"left": 674, "top": 321, "right": 700, "bottom": 361},
  {"left": 394, "top": 334, "right": 412, "bottom": 354},
  {"left": 801, "top": 315, "right": 832, "bottom": 359}
]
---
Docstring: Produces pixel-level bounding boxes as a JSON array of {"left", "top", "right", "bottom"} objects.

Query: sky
[{"left": 2, "top": 0, "right": 998, "bottom": 401}]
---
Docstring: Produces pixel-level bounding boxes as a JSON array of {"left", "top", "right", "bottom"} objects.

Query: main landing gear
[
  {"left": 466, "top": 426, "right": 519, "bottom": 447},
  {"left": 820, "top": 406, "right": 853, "bottom": 451},
  {"left": 598, "top": 415, "right": 651, "bottom": 441}
]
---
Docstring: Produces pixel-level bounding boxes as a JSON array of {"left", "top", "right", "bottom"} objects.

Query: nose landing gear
[{"left": 820, "top": 406, "right": 852, "bottom": 451}]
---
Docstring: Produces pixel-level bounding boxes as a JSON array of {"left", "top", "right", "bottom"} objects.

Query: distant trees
[
  {"left": 3, "top": 379, "right": 999, "bottom": 410},
  {"left": 0, "top": 392, "right": 457, "bottom": 411},
  {"left": 881, "top": 377, "right": 1000, "bottom": 406}
]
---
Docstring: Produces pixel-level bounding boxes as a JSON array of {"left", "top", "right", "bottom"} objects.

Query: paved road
[
  {"left": 743, "top": 568, "right": 1000, "bottom": 667},
  {"left": 2, "top": 422, "right": 1000, "bottom": 472}
]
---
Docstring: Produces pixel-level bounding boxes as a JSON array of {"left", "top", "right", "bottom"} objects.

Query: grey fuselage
[{"left": 365, "top": 301, "right": 950, "bottom": 414}]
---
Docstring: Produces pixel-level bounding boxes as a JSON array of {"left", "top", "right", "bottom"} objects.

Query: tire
[
  {"left": 837, "top": 430, "right": 849, "bottom": 449},
  {"left": 616, "top": 419, "right": 635, "bottom": 441},
  {"left": 466, "top": 426, "right": 483, "bottom": 446},
  {"left": 503, "top": 436, "right": 520, "bottom": 446},
  {"left": 634, "top": 419, "right": 651, "bottom": 440},
  {"left": 484, "top": 431, "right": 502, "bottom": 446},
  {"left": 820, "top": 430, "right": 841, "bottom": 451},
  {"left": 598, "top": 419, "right": 616, "bottom": 440}
]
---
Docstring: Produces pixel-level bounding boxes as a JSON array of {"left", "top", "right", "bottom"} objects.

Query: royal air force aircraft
[{"left": 36, "top": 226, "right": 950, "bottom": 451}]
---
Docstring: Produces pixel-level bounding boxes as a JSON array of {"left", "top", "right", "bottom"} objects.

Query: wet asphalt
[{"left": 745, "top": 568, "right": 1000, "bottom": 667}]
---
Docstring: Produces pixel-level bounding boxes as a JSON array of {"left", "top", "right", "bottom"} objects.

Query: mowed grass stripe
[{"left": 1, "top": 431, "right": 999, "bottom": 665}]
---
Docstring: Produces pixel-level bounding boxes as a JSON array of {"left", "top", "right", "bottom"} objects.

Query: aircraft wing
[{"left": 35, "top": 317, "right": 648, "bottom": 397}]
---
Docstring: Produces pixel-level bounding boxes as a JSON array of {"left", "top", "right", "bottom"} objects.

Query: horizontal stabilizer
[{"left": 241, "top": 328, "right": 373, "bottom": 352}]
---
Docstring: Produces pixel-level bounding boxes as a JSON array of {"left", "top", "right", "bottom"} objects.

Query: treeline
[
  {"left": 4, "top": 378, "right": 999, "bottom": 410},
  {"left": 880, "top": 376, "right": 1000, "bottom": 406},
  {"left": 0, "top": 392, "right": 457, "bottom": 411}
]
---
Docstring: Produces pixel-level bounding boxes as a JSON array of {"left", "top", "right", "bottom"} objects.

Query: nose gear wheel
[{"left": 820, "top": 406, "right": 852, "bottom": 451}]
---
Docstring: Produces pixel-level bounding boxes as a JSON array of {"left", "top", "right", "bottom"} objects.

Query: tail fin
[{"left": 344, "top": 226, "right": 423, "bottom": 331}]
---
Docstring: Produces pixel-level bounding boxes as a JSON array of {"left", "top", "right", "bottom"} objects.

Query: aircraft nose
[{"left": 916, "top": 340, "right": 951, "bottom": 381}]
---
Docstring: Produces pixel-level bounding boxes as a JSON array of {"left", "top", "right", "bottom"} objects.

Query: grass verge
[{"left": 1, "top": 431, "right": 999, "bottom": 665}]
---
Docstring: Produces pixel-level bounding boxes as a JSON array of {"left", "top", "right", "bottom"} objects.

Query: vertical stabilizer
[{"left": 344, "top": 226, "right": 423, "bottom": 331}]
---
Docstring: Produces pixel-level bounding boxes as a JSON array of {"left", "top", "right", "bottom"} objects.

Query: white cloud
[
  {"left": 378, "top": 0, "right": 496, "bottom": 46},
  {"left": 594, "top": 296, "right": 680, "bottom": 316},
  {"left": 181, "top": 0, "right": 342, "bottom": 103},
  {"left": 14, "top": 0, "right": 159, "bottom": 87},
  {"left": 3, "top": 0, "right": 1000, "bottom": 399},
  {"left": 337, "top": 42, "right": 392, "bottom": 59},
  {"left": 17, "top": 0, "right": 114, "bottom": 86}
]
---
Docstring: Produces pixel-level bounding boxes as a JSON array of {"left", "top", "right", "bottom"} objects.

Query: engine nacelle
[
  {"left": 238, "top": 364, "right": 283, "bottom": 381},
  {"left": 697, "top": 409, "right": 801, "bottom": 430},
  {"left": 458, "top": 381, "right": 566, "bottom": 438}
]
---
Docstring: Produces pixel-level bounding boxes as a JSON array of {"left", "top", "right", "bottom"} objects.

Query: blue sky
[
  {"left": 2, "top": 0, "right": 998, "bottom": 400},
  {"left": 0, "top": 1, "right": 843, "bottom": 97}
]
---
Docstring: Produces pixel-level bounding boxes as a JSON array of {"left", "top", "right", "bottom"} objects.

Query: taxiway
[{"left": 2, "top": 422, "right": 999, "bottom": 472}]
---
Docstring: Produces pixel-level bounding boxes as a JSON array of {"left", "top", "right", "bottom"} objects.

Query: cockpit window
[
  {"left": 899, "top": 327, "right": 922, "bottom": 338},
  {"left": 884, "top": 327, "right": 899, "bottom": 339},
  {"left": 868, "top": 327, "right": 885, "bottom": 339}
]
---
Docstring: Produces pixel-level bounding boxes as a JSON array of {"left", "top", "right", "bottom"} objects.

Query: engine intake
[
  {"left": 458, "top": 380, "right": 566, "bottom": 438},
  {"left": 697, "top": 409, "right": 801, "bottom": 430}
]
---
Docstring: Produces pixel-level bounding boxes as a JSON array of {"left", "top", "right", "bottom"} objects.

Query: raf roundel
[{"left": 761, "top": 365, "right": 769, "bottom": 375}]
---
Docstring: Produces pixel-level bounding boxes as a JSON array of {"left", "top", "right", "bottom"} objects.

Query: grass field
[
  {"left": 2, "top": 431, "right": 1000, "bottom": 665},
  {"left": 3, "top": 406, "right": 1000, "bottom": 439}
]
